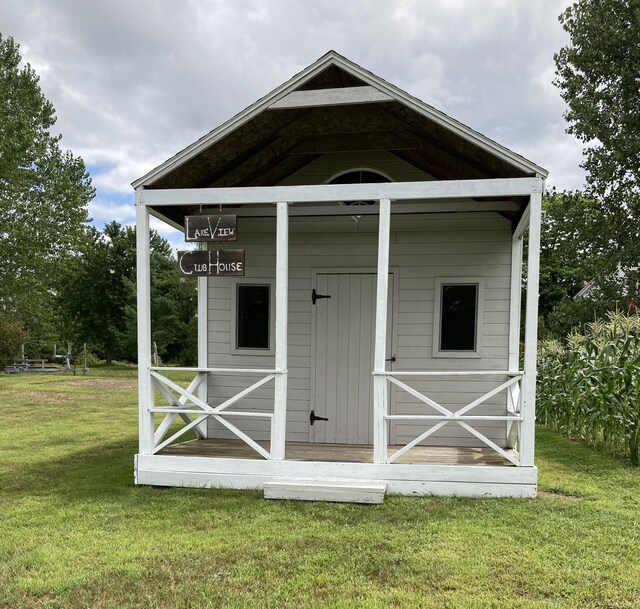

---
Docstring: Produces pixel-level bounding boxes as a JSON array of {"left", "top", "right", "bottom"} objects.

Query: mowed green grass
[{"left": 0, "top": 368, "right": 639, "bottom": 609}]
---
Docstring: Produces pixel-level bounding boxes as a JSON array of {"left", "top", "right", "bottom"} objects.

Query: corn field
[{"left": 537, "top": 312, "right": 640, "bottom": 465}]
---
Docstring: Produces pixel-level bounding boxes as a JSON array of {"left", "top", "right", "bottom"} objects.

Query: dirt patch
[{"left": 57, "top": 379, "right": 137, "bottom": 390}]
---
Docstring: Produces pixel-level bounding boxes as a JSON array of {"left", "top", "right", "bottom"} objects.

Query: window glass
[
  {"left": 329, "top": 170, "right": 390, "bottom": 184},
  {"left": 236, "top": 285, "right": 270, "bottom": 349},
  {"left": 328, "top": 170, "right": 390, "bottom": 206},
  {"left": 440, "top": 284, "right": 477, "bottom": 351}
]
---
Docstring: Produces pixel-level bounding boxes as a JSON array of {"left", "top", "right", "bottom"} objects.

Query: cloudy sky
[{"left": 2, "top": 0, "right": 584, "bottom": 246}]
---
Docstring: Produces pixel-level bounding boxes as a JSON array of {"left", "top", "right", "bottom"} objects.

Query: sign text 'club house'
[{"left": 177, "top": 214, "right": 244, "bottom": 277}]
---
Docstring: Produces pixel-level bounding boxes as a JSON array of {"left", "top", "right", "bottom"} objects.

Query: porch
[
  {"left": 135, "top": 177, "right": 542, "bottom": 498},
  {"left": 135, "top": 436, "right": 534, "bottom": 498}
]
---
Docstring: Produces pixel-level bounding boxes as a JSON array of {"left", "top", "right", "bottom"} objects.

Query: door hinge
[
  {"left": 310, "top": 410, "right": 329, "bottom": 425},
  {"left": 312, "top": 289, "right": 331, "bottom": 305}
]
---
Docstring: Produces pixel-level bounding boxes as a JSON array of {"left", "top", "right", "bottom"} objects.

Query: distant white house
[
  {"left": 133, "top": 51, "right": 547, "bottom": 502},
  {"left": 574, "top": 266, "right": 639, "bottom": 310}
]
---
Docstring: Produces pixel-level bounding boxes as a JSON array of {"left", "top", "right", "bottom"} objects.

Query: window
[
  {"left": 433, "top": 278, "right": 484, "bottom": 358},
  {"left": 326, "top": 169, "right": 392, "bottom": 222},
  {"left": 236, "top": 284, "right": 270, "bottom": 350}
]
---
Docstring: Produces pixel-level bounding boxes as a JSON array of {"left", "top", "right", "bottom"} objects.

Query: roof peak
[{"left": 133, "top": 51, "right": 547, "bottom": 189}]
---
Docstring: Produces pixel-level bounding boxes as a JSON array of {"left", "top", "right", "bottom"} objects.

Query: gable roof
[{"left": 133, "top": 50, "right": 547, "bottom": 190}]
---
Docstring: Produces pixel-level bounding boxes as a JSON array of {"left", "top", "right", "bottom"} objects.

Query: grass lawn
[{"left": 0, "top": 367, "right": 639, "bottom": 608}]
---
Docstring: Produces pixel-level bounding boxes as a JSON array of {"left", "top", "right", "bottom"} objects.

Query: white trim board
[
  {"left": 269, "top": 86, "right": 393, "bottom": 109},
  {"left": 135, "top": 454, "right": 538, "bottom": 498},
  {"left": 138, "top": 177, "right": 543, "bottom": 206}
]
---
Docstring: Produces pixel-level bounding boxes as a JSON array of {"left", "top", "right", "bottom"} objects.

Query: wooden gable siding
[{"left": 278, "top": 150, "right": 432, "bottom": 184}]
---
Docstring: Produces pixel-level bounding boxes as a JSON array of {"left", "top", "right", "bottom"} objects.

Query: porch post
[
  {"left": 196, "top": 242, "right": 208, "bottom": 438},
  {"left": 136, "top": 190, "right": 155, "bottom": 454},
  {"left": 506, "top": 233, "right": 523, "bottom": 449},
  {"left": 373, "top": 198, "right": 391, "bottom": 464},
  {"left": 520, "top": 184, "right": 543, "bottom": 466},
  {"left": 271, "top": 201, "right": 289, "bottom": 460},
  {"left": 508, "top": 236, "right": 523, "bottom": 372}
]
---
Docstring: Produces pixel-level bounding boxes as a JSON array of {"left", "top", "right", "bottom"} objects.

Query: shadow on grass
[
  {"left": 4, "top": 425, "right": 638, "bottom": 519},
  {"left": 1, "top": 434, "right": 466, "bottom": 530}
]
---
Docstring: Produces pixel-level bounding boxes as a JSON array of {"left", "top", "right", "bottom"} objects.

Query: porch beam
[
  {"left": 513, "top": 203, "right": 531, "bottom": 240},
  {"left": 378, "top": 370, "right": 522, "bottom": 376},
  {"left": 150, "top": 366, "right": 279, "bottom": 374},
  {"left": 373, "top": 198, "right": 391, "bottom": 464},
  {"left": 520, "top": 190, "right": 542, "bottom": 466},
  {"left": 268, "top": 86, "right": 393, "bottom": 109},
  {"left": 226, "top": 200, "right": 521, "bottom": 218},
  {"left": 288, "top": 131, "right": 417, "bottom": 154},
  {"left": 270, "top": 201, "right": 289, "bottom": 461},
  {"left": 135, "top": 190, "right": 155, "bottom": 455},
  {"left": 385, "top": 414, "right": 523, "bottom": 421},
  {"left": 138, "top": 177, "right": 542, "bottom": 206}
]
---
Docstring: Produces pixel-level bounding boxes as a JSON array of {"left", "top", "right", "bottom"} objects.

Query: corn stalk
[{"left": 537, "top": 312, "right": 640, "bottom": 465}]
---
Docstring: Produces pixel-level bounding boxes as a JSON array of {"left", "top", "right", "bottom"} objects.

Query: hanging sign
[
  {"left": 177, "top": 249, "right": 245, "bottom": 277},
  {"left": 184, "top": 214, "right": 237, "bottom": 242}
]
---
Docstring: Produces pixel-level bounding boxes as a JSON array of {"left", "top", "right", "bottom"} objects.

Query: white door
[{"left": 311, "top": 273, "right": 394, "bottom": 444}]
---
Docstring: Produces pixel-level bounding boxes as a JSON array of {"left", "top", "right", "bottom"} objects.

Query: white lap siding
[{"left": 206, "top": 213, "right": 512, "bottom": 448}]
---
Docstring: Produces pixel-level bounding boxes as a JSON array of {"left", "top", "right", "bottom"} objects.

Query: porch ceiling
[
  {"left": 145, "top": 98, "right": 533, "bottom": 229},
  {"left": 150, "top": 100, "right": 531, "bottom": 191}
]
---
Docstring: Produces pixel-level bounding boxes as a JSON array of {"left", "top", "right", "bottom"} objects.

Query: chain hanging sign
[
  {"left": 177, "top": 249, "right": 245, "bottom": 277},
  {"left": 184, "top": 214, "right": 237, "bottom": 242}
]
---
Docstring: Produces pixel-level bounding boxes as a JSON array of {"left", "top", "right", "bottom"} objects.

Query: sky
[{"left": 1, "top": 0, "right": 585, "bottom": 248}]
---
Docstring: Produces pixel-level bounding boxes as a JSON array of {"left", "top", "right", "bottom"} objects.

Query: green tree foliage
[
  {"left": 539, "top": 190, "right": 603, "bottom": 317},
  {"left": 59, "top": 222, "right": 196, "bottom": 365},
  {"left": 538, "top": 189, "right": 615, "bottom": 337},
  {"left": 554, "top": 0, "right": 640, "bottom": 300},
  {"left": 0, "top": 309, "right": 28, "bottom": 367},
  {"left": 0, "top": 34, "right": 94, "bottom": 347}
]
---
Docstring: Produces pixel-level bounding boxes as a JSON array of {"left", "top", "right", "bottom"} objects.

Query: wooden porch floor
[{"left": 159, "top": 438, "right": 516, "bottom": 466}]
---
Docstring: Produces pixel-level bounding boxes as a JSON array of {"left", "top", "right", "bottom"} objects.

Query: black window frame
[
  {"left": 235, "top": 283, "right": 271, "bottom": 351},
  {"left": 433, "top": 279, "right": 484, "bottom": 358}
]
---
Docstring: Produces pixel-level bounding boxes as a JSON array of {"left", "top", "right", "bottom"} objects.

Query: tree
[
  {"left": 0, "top": 34, "right": 94, "bottom": 348},
  {"left": 534, "top": 189, "right": 614, "bottom": 337},
  {"left": 59, "top": 223, "right": 136, "bottom": 364},
  {"left": 554, "top": 0, "right": 640, "bottom": 301},
  {"left": 0, "top": 310, "right": 27, "bottom": 368},
  {"left": 59, "top": 222, "right": 197, "bottom": 365}
]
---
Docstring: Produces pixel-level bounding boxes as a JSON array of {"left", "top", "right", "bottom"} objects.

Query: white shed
[{"left": 133, "top": 51, "right": 547, "bottom": 501}]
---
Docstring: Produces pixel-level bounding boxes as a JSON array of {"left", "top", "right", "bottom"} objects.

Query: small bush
[
  {"left": 0, "top": 311, "right": 29, "bottom": 368},
  {"left": 537, "top": 312, "right": 640, "bottom": 464}
]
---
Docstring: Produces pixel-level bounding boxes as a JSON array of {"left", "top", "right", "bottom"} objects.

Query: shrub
[
  {"left": 537, "top": 311, "right": 640, "bottom": 464},
  {"left": 0, "top": 311, "right": 29, "bottom": 368}
]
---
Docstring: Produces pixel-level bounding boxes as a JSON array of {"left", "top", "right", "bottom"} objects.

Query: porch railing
[
  {"left": 148, "top": 366, "right": 281, "bottom": 459},
  {"left": 376, "top": 370, "right": 524, "bottom": 466}
]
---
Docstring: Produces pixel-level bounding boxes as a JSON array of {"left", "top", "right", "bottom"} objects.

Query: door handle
[{"left": 386, "top": 355, "right": 396, "bottom": 362}]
